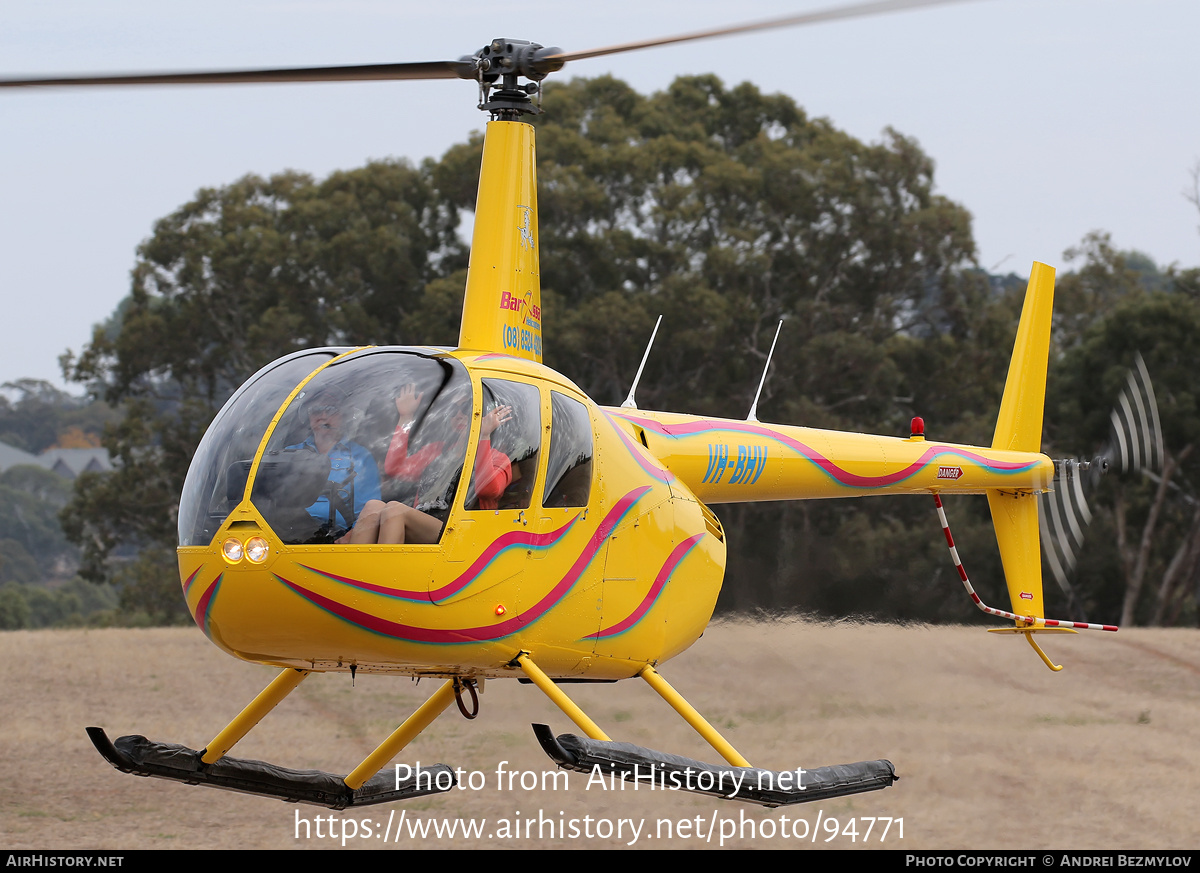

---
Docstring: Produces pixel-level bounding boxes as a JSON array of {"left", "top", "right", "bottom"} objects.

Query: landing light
[
  {"left": 246, "top": 537, "right": 270, "bottom": 563},
  {"left": 222, "top": 538, "right": 244, "bottom": 563}
]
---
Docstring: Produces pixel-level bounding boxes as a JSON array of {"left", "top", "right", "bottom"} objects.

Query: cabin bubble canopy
[{"left": 178, "top": 348, "right": 473, "bottom": 548}]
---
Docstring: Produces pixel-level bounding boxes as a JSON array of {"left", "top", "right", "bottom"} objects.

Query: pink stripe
[
  {"left": 589, "top": 533, "right": 705, "bottom": 639},
  {"left": 194, "top": 574, "right": 221, "bottom": 635},
  {"left": 298, "top": 516, "right": 578, "bottom": 603},
  {"left": 432, "top": 517, "right": 577, "bottom": 602},
  {"left": 603, "top": 412, "right": 676, "bottom": 484},
  {"left": 278, "top": 487, "right": 652, "bottom": 643},
  {"left": 181, "top": 566, "right": 202, "bottom": 595}
]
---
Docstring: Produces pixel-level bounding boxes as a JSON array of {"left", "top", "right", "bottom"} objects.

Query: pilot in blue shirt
[
  {"left": 293, "top": 388, "right": 381, "bottom": 533},
  {"left": 299, "top": 437, "right": 381, "bottom": 531}
]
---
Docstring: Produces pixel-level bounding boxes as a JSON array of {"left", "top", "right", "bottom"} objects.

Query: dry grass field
[{"left": 2, "top": 619, "right": 1198, "bottom": 850}]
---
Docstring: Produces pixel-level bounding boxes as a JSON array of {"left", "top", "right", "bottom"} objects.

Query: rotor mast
[{"left": 456, "top": 40, "right": 561, "bottom": 363}]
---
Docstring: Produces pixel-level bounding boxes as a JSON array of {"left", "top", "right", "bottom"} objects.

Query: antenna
[
  {"left": 747, "top": 320, "right": 784, "bottom": 422},
  {"left": 621, "top": 315, "right": 663, "bottom": 409}
]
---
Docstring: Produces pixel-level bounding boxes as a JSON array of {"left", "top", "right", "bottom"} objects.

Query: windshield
[
  {"left": 249, "top": 349, "right": 473, "bottom": 544},
  {"left": 178, "top": 350, "right": 340, "bottom": 547},
  {"left": 178, "top": 348, "right": 475, "bottom": 548}
]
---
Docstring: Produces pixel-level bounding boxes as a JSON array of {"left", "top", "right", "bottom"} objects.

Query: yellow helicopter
[{"left": 3, "top": 0, "right": 1134, "bottom": 810}]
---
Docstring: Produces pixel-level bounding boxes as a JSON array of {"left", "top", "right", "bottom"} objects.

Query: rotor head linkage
[{"left": 460, "top": 39, "right": 565, "bottom": 119}]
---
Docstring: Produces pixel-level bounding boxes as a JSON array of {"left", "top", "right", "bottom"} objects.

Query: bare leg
[
  {"left": 344, "top": 500, "right": 443, "bottom": 545},
  {"left": 348, "top": 500, "right": 385, "bottom": 544},
  {"left": 400, "top": 505, "right": 444, "bottom": 544},
  {"left": 375, "top": 503, "right": 442, "bottom": 545},
  {"left": 377, "top": 502, "right": 408, "bottom": 544}
]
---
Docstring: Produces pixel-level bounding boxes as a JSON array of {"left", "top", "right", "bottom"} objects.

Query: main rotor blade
[
  {"left": 0, "top": 60, "right": 472, "bottom": 89},
  {"left": 549, "top": 0, "right": 980, "bottom": 64},
  {"left": 1, "top": 0, "right": 979, "bottom": 90}
]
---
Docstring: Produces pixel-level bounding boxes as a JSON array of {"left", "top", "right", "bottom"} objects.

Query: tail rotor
[
  {"left": 1039, "top": 353, "right": 1164, "bottom": 617},
  {"left": 1109, "top": 353, "right": 1164, "bottom": 475}
]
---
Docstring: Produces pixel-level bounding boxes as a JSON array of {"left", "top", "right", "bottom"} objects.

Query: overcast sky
[{"left": 3, "top": 0, "right": 1198, "bottom": 390}]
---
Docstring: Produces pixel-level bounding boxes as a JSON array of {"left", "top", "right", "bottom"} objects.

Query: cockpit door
[{"left": 441, "top": 378, "right": 545, "bottom": 582}]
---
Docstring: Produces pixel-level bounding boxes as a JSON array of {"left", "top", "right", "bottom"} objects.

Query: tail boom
[{"left": 605, "top": 408, "right": 1054, "bottom": 504}]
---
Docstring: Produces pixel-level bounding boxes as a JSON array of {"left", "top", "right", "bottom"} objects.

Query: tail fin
[
  {"left": 937, "top": 267, "right": 1119, "bottom": 671},
  {"left": 992, "top": 262, "right": 1055, "bottom": 454},
  {"left": 987, "top": 263, "right": 1055, "bottom": 624}
]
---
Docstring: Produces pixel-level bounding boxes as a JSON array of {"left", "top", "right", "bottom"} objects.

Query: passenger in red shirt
[{"left": 348, "top": 385, "right": 512, "bottom": 545}]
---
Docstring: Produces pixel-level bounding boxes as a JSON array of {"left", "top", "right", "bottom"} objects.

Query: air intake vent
[{"left": 698, "top": 503, "right": 724, "bottom": 542}]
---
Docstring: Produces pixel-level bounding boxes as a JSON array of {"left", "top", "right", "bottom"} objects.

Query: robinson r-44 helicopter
[{"left": 3, "top": 0, "right": 1158, "bottom": 810}]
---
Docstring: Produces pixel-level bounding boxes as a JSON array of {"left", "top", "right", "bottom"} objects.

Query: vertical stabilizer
[
  {"left": 458, "top": 120, "right": 543, "bottom": 362},
  {"left": 988, "top": 262, "right": 1055, "bottom": 623},
  {"left": 992, "top": 262, "right": 1055, "bottom": 453}
]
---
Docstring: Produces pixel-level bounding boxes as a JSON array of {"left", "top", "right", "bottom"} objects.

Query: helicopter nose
[{"left": 216, "top": 520, "right": 277, "bottom": 571}]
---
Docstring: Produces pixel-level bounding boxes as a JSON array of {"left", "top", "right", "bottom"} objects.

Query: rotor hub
[{"left": 459, "top": 38, "right": 564, "bottom": 119}]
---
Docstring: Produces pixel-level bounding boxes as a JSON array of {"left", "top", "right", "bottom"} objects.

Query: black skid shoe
[
  {"left": 87, "top": 727, "right": 455, "bottom": 809},
  {"left": 533, "top": 724, "right": 896, "bottom": 807}
]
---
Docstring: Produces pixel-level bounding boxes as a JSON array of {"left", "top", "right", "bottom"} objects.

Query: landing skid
[
  {"left": 517, "top": 654, "right": 897, "bottom": 806},
  {"left": 533, "top": 724, "right": 896, "bottom": 807},
  {"left": 90, "top": 658, "right": 899, "bottom": 810},
  {"left": 86, "top": 669, "right": 467, "bottom": 809},
  {"left": 87, "top": 727, "right": 455, "bottom": 809}
]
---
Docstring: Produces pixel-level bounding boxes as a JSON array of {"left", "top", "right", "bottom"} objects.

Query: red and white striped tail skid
[{"left": 932, "top": 494, "right": 1118, "bottom": 633}]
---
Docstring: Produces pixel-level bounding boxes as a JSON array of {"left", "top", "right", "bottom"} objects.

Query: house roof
[
  {"left": 38, "top": 447, "right": 113, "bottom": 478},
  {"left": 0, "top": 441, "right": 42, "bottom": 472},
  {"left": 0, "top": 441, "right": 113, "bottom": 478}
]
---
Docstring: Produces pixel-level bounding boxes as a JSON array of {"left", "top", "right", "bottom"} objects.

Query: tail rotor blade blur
[
  {"left": 1104, "top": 352, "right": 1163, "bottom": 475},
  {"left": 1039, "top": 354, "right": 1164, "bottom": 620}
]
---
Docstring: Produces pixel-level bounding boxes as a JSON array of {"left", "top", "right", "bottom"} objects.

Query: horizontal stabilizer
[
  {"left": 87, "top": 727, "right": 455, "bottom": 809},
  {"left": 533, "top": 724, "right": 896, "bottom": 807}
]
